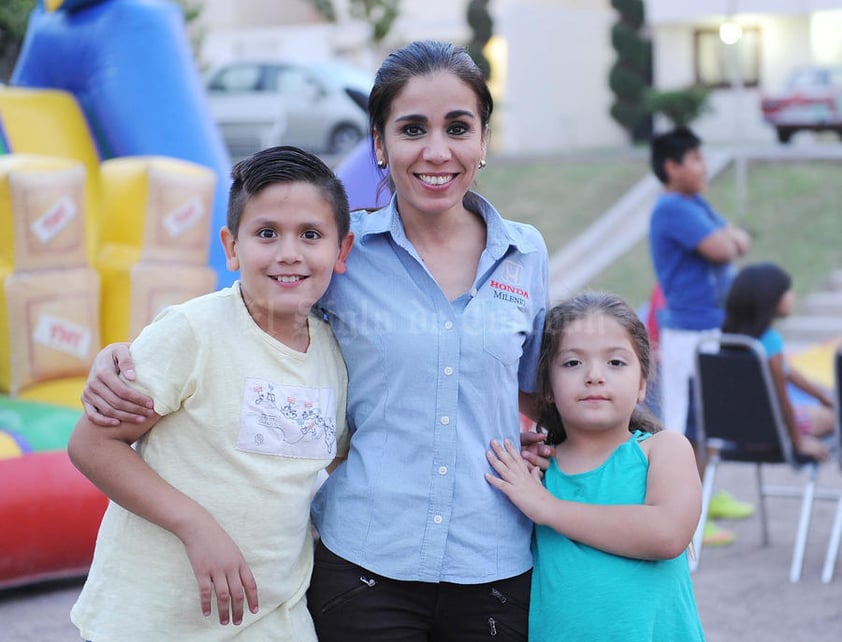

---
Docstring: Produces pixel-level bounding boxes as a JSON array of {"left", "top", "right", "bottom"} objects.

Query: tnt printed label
[
  {"left": 236, "top": 378, "right": 337, "bottom": 460},
  {"left": 163, "top": 196, "right": 204, "bottom": 238},
  {"left": 32, "top": 314, "right": 92, "bottom": 359},
  {"left": 30, "top": 195, "right": 77, "bottom": 244}
]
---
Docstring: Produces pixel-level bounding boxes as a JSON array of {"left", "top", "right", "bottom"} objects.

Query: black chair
[
  {"left": 821, "top": 346, "right": 842, "bottom": 583},
  {"left": 689, "top": 334, "right": 830, "bottom": 582}
]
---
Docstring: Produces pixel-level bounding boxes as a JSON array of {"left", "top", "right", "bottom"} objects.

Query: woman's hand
[
  {"left": 519, "top": 430, "right": 555, "bottom": 473},
  {"left": 81, "top": 343, "right": 154, "bottom": 425}
]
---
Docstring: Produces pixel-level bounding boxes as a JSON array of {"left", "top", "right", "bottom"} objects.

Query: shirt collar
[{"left": 354, "top": 191, "right": 541, "bottom": 259}]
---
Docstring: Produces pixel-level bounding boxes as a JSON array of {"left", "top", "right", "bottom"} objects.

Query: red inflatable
[{"left": 0, "top": 450, "right": 107, "bottom": 589}]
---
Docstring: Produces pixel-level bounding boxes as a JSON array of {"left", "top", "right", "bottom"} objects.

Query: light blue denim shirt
[{"left": 312, "top": 192, "right": 549, "bottom": 583}]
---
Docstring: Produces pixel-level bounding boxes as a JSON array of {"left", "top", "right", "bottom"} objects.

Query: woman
[{"left": 81, "top": 41, "right": 550, "bottom": 641}]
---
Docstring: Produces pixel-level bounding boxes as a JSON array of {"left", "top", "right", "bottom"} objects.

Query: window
[{"left": 694, "top": 27, "right": 761, "bottom": 88}]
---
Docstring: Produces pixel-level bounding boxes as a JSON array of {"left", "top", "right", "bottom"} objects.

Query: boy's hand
[
  {"left": 180, "top": 516, "right": 259, "bottom": 625},
  {"left": 81, "top": 343, "right": 154, "bottom": 425},
  {"left": 731, "top": 225, "right": 751, "bottom": 256}
]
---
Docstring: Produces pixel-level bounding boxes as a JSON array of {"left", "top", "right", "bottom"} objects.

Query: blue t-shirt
[
  {"left": 312, "top": 192, "right": 549, "bottom": 583},
  {"left": 650, "top": 192, "right": 734, "bottom": 330}
]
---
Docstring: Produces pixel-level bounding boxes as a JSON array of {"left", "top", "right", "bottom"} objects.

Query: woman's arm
[
  {"left": 518, "top": 390, "right": 554, "bottom": 472},
  {"left": 768, "top": 354, "right": 829, "bottom": 460},
  {"left": 68, "top": 415, "right": 259, "bottom": 624},
  {"left": 485, "top": 431, "right": 701, "bottom": 560},
  {"left": 81, "top": 343, "right": 155, "bottom": 425}
]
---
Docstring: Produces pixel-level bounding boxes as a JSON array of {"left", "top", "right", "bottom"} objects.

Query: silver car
[{"left": 206, "top": 60, "right": 372, "bottom": 158}]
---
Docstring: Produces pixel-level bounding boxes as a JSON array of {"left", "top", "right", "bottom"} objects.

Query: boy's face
[
  {"left": 665, "top": 147, "right": 707, "bottom": 195},
  {"left": 220, "top": 181, "right": 353, "bottom": 339}
]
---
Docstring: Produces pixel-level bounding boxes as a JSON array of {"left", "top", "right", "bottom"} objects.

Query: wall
[{"left": 498, "top": 0, "right": 626, "bottom": 153}]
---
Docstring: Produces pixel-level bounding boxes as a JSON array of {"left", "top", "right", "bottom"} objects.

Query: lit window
[{"left": 694, "top": 27, "right": 761, "bottom": 88}]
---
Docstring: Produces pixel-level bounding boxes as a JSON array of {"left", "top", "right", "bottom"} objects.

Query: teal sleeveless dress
[{"left": 529, "top": 430, "right": 705, "bottom": 641}]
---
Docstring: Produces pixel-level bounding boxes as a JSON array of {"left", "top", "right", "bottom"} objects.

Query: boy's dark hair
[
  {"left": 650, "top": 126, "right": 702, "bottom": 184},
  {"left": 535, "top": 291, "right": 661, "bottom": 445},
  {"left": 226, "top": 146, "right": 350, "bottom": 240},
  {"left": 722, "top": 262, "right": 792, "bottom": 338}
]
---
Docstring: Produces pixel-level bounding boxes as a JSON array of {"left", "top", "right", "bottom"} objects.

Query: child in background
[
  {"left": 68, "top": 146, "right": 354, "bottom": 641},
  {"left": 723, "top": 262, "right": 833, "bottom": 461},
  {"left": 486, "top": 292, "right": 704, "bottom": 641},
  {"left": 648, "top": 125, "right": 754, "bottom": 545}
]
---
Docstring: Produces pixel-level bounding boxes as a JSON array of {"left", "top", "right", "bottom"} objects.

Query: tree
[
  {"left": 308, "top": 0, "right": 400, "bottom": 45},
  {"left": 465, "top": 0, "right": 492, "bottom": 81},
  {"left": 607, "top": 0, "right": 652, "bottom": 142},
  {"left": 0, "top": 0, "right": 36, "bottom": 81},
  {"left": 644, "top": 85, "right": 711, "bottom": 128}
]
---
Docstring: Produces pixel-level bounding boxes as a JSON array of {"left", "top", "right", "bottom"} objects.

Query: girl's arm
[
  {"left": 767, "top": 353, "right": 829, "bottom": 460},
  {"left": 485, "top": 431, "right": 701, "bottom": 560},
  {"left": 784, "top": 361, "right": 834, "bottom": 408},
  {"left": 68, "top": 414, "right": 259, "bottom": 624}
]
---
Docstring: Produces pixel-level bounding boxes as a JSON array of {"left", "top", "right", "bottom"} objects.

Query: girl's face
[
  {"left": 549, "top": 314, "right": 647, "bottom": 435},
  {"left": 776, "top": 289, "right": 795, "bottom": 318},
  {"left": 373, "top": 71, "right": 487, "bottom": 221}
]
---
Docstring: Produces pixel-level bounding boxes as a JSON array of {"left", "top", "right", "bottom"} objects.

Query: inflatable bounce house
[
  {"left": 0, "top": 0, "right": 388, "bottom": 590},
  {"left": 0, "top": 0, "right": 232, "bottom": 589}
]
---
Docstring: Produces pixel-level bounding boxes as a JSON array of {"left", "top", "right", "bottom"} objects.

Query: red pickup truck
[{"left": 760, "top": 66, "right": 842, "bottom": 143}]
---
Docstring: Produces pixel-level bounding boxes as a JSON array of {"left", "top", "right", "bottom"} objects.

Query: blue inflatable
[{"left": 12, "top": 0, "right": 234, "bottom": 286}]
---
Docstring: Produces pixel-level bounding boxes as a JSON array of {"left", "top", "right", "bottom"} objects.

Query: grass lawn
[{"left": 481, "top": 154, "right": 842, "bottom": 311}]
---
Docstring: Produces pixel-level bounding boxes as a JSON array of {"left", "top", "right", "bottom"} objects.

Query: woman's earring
[
  {"left": 377, "top": 158, "right": 387, "bottom": 169},
  {"left": 478, "top": 159, "right": 487, "bottom": 170}
]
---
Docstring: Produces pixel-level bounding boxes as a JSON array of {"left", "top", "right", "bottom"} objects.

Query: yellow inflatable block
[
  {"left": 0, "top": 88, "right": 101, "bottom": 261},
  {"left": 0, "top": 155, "right": 87, "bottom": 271},
  {"left": 98, "top": 255, "right": 217, "bottom": 345},
  {"left": 99, "top": 156, "right": 216, "bottom": 266},
  {"left": 18, "top": 376, "right": 87, "bottom": 410},
  {"left": 0, "top": 267, "right": 100, "bottom": 396}
]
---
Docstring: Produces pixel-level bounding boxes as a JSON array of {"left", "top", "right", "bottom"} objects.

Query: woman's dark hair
[
  {"left": 535, "top": 292, "right": 661, "bottom": 445},
  {"left": 722, "top": 262, "right": 792, "bottom": 338},
  {"left": 227, "top": 145, "right": 350, "bottom": 240}
]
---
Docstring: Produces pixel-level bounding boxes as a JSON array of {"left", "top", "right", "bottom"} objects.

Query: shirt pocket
[
  {"left": 482, "top": 306, "right": 528, "bottom": 366},
  {"left": 236, "top": 378, "right": 338, "bottom": 460}
]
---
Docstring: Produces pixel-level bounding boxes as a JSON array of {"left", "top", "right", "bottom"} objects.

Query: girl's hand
[
  {"left": 486, "top": 438, "right": 550, "bottom": 523},
  {"left": 179, "top": 515, "right": 259, "bottom": 625},
  {"left": 795, "top": 434, "right": 830, "bottom": 462}
]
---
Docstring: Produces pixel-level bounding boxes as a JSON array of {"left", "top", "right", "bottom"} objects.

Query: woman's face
[{"left": 373, "top": 71, "right": 487, "bottom": 221}]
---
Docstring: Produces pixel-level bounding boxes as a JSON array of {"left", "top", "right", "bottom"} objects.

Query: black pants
[{"left": 307, "top": 540, "right": 530, "bottom": 641}]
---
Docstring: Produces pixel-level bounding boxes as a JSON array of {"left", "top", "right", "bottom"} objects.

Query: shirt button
[
  {"left": 470, "top": 287, "right": 478, "bottom": 297},
  {"left": 440, "top": 416, "right": 450, "bottom": 425},
  {"left": 438, "top": 466, "right": 448, "bottom": 475},
  {"left": 433, "top": 515, "right": 443, "bottom": 524},
  {"left": 444, "top": 321, "right": 454, "bottom": 330},
  {"left": 444, "top": 366, "right": 453, "bottom": 376}
]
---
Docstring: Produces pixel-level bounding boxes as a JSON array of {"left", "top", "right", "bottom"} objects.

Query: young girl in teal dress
[
  {"left": 722, "top": 262, "right": 833, "bottom": 461},
  {"left": 486, "top": 292, "right": 705, "bottom": 641}
]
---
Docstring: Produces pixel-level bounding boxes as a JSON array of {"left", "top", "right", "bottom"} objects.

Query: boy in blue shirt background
[{"left": 648, "top": 126, "right": 752, "bottom": 546}]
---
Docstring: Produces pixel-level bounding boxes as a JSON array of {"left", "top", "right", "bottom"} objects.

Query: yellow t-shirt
[{"left": 71, "top": 283, "right": 348, "bottom": 641}]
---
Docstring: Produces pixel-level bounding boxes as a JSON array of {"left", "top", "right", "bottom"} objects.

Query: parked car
[
  {"left": 760, "top": 65, "right": 842, "bottom": 143},
  {"left": 205, "top": 60, "right": 372, "bottom": 157}
]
